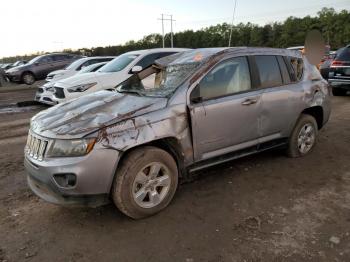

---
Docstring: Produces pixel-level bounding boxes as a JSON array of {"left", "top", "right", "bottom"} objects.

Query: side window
[
  {"left": 277, "top": 56, "right": 291, "bottom": 84},
  {"left": 39, "top": 56, "right": 53, "bottom": 64},
  {"left": 255, "top": 55, "right": 283, "bottom": 88},
  {"left": 53, "top": 55, "right": 65, "bottom": 61},
  {"left": 285, "top": 56, "right": 304, "bottom": 82},
  {"left": 199, "top": 56, "right": 251, "bottom": 100}
]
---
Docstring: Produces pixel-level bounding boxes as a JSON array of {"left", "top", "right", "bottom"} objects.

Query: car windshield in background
[
  {"left": 65, "top": 59, "right": 84, "bottom": 70},
  {"left": 117, "top": 62, "right": 200, "bottom": 97},
  {"left": 27, "top": 56, "right": 42, "bottom": 64},
  {"left": 98, "top": 54, "right": 139, "bottom": 73},
  {"left": 336, "top": 46, "right": 350, "bottom": 61}
]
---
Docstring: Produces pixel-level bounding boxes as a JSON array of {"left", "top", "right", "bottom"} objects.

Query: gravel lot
[{"left": 0, "top": 85, "right": 349, "bottom": 262}]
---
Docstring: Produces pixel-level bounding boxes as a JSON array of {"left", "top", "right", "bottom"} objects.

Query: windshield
[
  {"left": 28, "top": 56, "right": 42, "bottom": 64},
  {"left": 65, "top": 58, "right": 85, "bottom": 70},
  {"left": 117, "top": 62, "right": 200, "bottom": 97},
  {"left": 98, "top": 53, "right": 139, "bottom": 73},
  {"left": 78, "top": 63, "right": 105, "bottom": 74}
]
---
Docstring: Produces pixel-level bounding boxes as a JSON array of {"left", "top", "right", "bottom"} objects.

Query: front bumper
[
  {"left": 5, "top": 72, "right": 21, "bottom": 82},
  {"left": 24, "top": 145, "right": 121, "bottom": 207},
  {"left": 35, "top": 91, "right": 58, "bottom": 106}
]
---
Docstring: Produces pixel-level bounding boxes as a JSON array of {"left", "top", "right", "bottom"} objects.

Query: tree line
[{"left": 2, "top": 7, "right": 349, "bottom": 63}]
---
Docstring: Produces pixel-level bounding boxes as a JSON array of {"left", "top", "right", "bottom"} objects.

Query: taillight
[{"left": 331, "top": 60, "right": 345, "bottom": 67}]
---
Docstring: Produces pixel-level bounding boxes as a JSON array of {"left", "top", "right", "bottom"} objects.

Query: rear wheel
[
  {"left": 287, "top": 114, "right": 318, "bottom": 158},
  {"left": 22, "top": 72, "right": 35, "bottom": 85},
  {"left": 332, "top": 87, "right": 347, "bottom": 96},
  {"left": 112, "top": 146, "right": 178, "bottom": 219}
]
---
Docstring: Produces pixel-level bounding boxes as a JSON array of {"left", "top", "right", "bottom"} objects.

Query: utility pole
[
  {"left": 158, "top": 14, "right": 176, "bottom": 48},
  {"left": 228, "top": 0, "right": 238, "bottom": 47}
]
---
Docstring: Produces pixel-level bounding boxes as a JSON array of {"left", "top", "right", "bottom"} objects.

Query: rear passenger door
[
  {"left": 34, "top": 56, "right": 55, "bottom": 78},
  {"left": 189, "top": 56, "right": 263, "bottom": 161},
  {"left": 256, "top": 55, "right": 302, "bottom": 142}
]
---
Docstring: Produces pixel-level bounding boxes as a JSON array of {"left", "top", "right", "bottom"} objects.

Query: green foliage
[{"left": 2, "top": 7, "right": 349, "bottom": 62}]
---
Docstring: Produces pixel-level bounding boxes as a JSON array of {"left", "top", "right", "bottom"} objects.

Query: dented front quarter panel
[{"left": 95, "top": 101, "right": 194, "bottom": 165}]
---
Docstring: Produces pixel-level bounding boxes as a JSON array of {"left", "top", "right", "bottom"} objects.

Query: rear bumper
[{"left": 328, "top": 78, "right": 350, "bottom": 89}]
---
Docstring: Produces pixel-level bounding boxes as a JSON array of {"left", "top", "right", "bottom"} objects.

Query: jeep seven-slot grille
[{"left": 25, "top": 132, "right": 49, "bottom": 161}]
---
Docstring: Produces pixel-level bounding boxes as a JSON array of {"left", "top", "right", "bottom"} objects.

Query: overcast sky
[{"left": 0, "top": 0, "right": 349, "bottom": 58}]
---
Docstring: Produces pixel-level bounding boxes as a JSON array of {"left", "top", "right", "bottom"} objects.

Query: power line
[
  {"left": 228, "top": 0, "right": 238, "bottom": 47},
  {"left": 158, "top": 14, "right": 176, "bottom": 48}
]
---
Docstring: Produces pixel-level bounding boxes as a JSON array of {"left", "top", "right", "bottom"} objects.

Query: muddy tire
[
  {"left": 287, "top": 114, "right": 318, "bottom": 158},
  {"left": 112, "top": 146, "right": 178, "bottom": 219},
  {"left": 332, "top": 88, "right": 347, "bottom": 96},
  {"left": 22, "top": 72, "right": 35, "bottom": 85}
]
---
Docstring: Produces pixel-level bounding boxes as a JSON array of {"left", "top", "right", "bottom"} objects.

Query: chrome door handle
[{"left": 241, "top": 98, "right": 258, "bottom": 105}]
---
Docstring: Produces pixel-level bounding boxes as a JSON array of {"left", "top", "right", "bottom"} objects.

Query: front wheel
[
  {"left": 22, "top": 72, "right": 35, "bottom": 85},
  {"left": 112, "top": 146, "right": 178, "bottom": 219},
  {"left": 287, "top": 114, "right": 318, "bottom": 158}
]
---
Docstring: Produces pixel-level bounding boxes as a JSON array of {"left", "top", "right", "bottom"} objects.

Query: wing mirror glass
[
  {"left": 131, "top": 66, "right": 142, "bottom": 73},
  {"left": 190, "top": 84, "right": 202, "bottom": 103}
]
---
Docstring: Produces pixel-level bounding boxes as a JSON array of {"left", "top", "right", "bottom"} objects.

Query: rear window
[
  {"left": 336, "top": 46, "right": 350, "bottom": 61},
  {"left": 285, "top": 57, "right": 304, "bottom": 82},
  {"left": 255, "top": 55, "right": 283, "bottom": 88}
]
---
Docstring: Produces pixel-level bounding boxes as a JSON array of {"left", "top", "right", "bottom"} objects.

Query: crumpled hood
[{"left": 31, "top": 90, "right": 168, "bottom": 139}]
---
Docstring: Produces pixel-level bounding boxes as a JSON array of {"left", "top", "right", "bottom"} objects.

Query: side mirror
[
  {"left": 34, "top": 62, "right": 40, "bottom": 66},
  {"left": 190, "top": 84, "right": 202, "bottom": 103},
  {"left": 131, "top": 65, "right": 142, "bottom": 73}
]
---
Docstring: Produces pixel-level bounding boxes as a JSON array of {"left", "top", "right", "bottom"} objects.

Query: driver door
[{"left": 188, "top": 56, "right": 263, "bottom": 161}]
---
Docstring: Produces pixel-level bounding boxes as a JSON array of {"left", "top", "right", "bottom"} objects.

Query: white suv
[{"left": 51, "top": 48, "right": 188, "bottom": 103}]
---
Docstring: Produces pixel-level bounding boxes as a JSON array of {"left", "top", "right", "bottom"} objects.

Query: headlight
[
  {"left": 46, "top": 138, "right": 96, "bottom": 157},
  {"left": 6, "top": 68, "right": 19, "bottom": 73},
  {"left": 67, "top": 82, "right": 97, "bottom": 93}
]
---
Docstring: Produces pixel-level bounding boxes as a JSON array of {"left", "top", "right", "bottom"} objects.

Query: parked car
[
  {"left": 24, "top": 47, "right": 331, "bottom": 219},
  {"left": 45, "top": 56, "right": 115, "bottom": 82},
  {"left": 35, "top": 61, "right": 110, "bottom": 105},
  {"left": 1, "top": 63, "right": 12, "bottom": 70},
  {"left": 51, "top": 48, "right": 188, "bottom": 104},
  {"left": 319, "top": 51, "right": 337, "bottom": 79},
  {"left": 328, "top": 44, "right": 350, "bottom": 95},
  {"left": 5, "top": 53, "right": 83, "bottom": 85},
  {"left": 11, "top": 60, "right": 28, "bottom": 68}
]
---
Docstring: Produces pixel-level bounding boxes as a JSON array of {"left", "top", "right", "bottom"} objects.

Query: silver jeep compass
[{"left": 24, "top": 48, "right": 331, "bottom": 219}]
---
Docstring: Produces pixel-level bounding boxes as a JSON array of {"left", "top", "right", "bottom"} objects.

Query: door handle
[{"left": 241, "top": 98, "right": 258, "bottom": 105}]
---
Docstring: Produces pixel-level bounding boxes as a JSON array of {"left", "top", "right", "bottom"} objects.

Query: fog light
[{"left": 53, "top": 173, "right": 76, "bottom": 188}]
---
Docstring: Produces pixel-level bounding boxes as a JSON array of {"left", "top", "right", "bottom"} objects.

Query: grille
[
  {"left": 54, "top": 87, "right": 65, "bottom": 99},
  {"left": 25, "top": 132, "right": 49, "bottom": 161},
  {"left": 37, "top": 87, "right": 44, "bottom": 93}
]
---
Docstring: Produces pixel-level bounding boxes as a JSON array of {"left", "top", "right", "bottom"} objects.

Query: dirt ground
[{"left": 0, "top": 86, "right": 349, "bottom": 262}]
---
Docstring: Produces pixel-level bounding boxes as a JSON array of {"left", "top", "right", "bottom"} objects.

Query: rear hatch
[{"left": 329, "top": 46, "right": 350, "bottom": 80}]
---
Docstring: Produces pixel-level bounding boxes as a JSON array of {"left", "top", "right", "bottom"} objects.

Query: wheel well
[
  {"left": 21, "top": 71, "right": 35, "bottom": 80},
  {"left": 117, "top": 138, "right": 186, "bottom": 178},
  {"left": 301, "top": 106, "right": 323, "bottom": 129}
]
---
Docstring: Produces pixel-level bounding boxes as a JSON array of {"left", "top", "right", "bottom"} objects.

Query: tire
[
  {"left": 22, "top": 72, "right": 35, "bottom": 85},
  {"left": 112, "top": 146, "right": 178, "bottom": 219},
  {"left": 332, "top": 87, "right": 347, "bottom": 96},
  {"left": 287, "top": 114, "right": 318, "bottom": 158}
]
